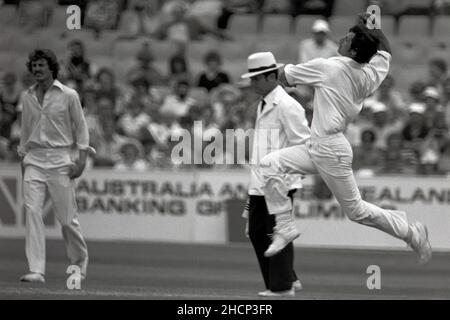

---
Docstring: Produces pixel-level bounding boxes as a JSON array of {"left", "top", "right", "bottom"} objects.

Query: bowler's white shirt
[
  {"left": 249, "top": 85, "right": 310, "bottom": 196},
  {"left": 284, "top": 50, "right": 391, "bottom": 138}
]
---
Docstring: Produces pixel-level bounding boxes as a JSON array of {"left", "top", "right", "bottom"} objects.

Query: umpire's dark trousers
[{"left": 248, "top": 190, "right": 298, "bottom": 292}]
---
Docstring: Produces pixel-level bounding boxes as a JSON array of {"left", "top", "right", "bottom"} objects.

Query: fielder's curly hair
[{"left": 26, "top": 49, "right": 60, "bottom": 79}]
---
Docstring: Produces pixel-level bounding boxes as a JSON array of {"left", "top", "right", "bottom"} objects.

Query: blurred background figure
[
  {"left": 422, "top": 86, "right": 443, "bottom": 127},
  {"left": 197, "top": 50, "right": 230, "bottom": 92},
  {"left": 168, "top": 51, "right": 192, "bottom": 84},
  {"left": 438, "top": 139, "right": 450, "bottom": 174},
  {"left": 290, "top": 0, "right": 335, "bottom": 32},
  {"left": 16, "top": 0, "right": 56, "bottom": 33},
  {"left": 298, "top": 19, "right": 337, "bottom": 63},
  {"left": 117, "top": 0, "right": 160, "bottom": 39},
  {"left": 366, "top": 75, "right": 407, "bottom": 121},
  {"left": 0, "top": 72, "right": 20, "bottom": 140},
  {"left": 402, "top": 103, "right": 430, "bottom": 156},
  {"left": 382, "top": 132, "right": 419, "bottom": 175},
  {"left": 127, "top": 42, "right": 166, "bottom": 86},
  {"left": 94, "top": 67, "right": 122, "bottom": 115},
  {"left": 154, "top": 0, "right": 231, "bottom": 43},
  {"left": 65, "top": 40, "right": 95, "bottom": 93},
  {"left": 365, "top": 101, "right": 403, "bottom": 150},
  {"left": 114, "top": 138, "right": 149, "bottom": 171},
  {"left": 117, "top": 95, "right": 151, "bottom": 140},
  {"left": 427, "top": 58, "right": 449, "bottom": 97},
  {"left": 353, "top": 129, "right": 385, "bottom": 176},
  {"left": 91, "top": 118, "right": 127, "bottom": 168},
  {"left": 217, "top": 0, "right": 266, "bottom": 32},
  {"left": 159, "top": 78, "right": 196, "bottom": 119},
  {"left": 83, "top": 0, "right": 124, "bottom": 38}
]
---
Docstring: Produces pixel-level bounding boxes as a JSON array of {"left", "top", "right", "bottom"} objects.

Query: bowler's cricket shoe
[
  {"left": 258, "top": 288, "right": 295, "bottom": 297},
  {"left": 409, "top": 222, "right": 432, "bottom": 265},
  {"left": 264, "top": 224, "right": 300, "bottom": 257},
  {"left": 20, "top": 273, "right": 45, "bottom": 283}
]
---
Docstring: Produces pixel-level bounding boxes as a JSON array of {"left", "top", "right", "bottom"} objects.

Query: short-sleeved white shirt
[{"left": 284, "top": 51, "right": 391, "bottom": 138}]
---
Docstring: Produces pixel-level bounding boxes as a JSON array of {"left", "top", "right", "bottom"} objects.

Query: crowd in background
[
  {"left": 1, "top": 0, "right": 450, "bottom": 176},
  {"left": 3, "top": 0, "right": 450, "bottom": 39}
]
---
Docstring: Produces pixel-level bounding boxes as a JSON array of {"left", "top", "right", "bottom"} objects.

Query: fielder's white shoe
[
  {"left": 258, "top": 288, "right": 295, "bottom": 297},
  {"left": 264, "top": 225, "right": 300, "bottom": 257},
  {"left": 408, "top": 222, "right": 432, "bottom": 265},
  {"left": 292, "top": 279, "right": 303, "bottom": 291},
  {"left": 20, "top": 273, "right": 45, "bottom": 283}
]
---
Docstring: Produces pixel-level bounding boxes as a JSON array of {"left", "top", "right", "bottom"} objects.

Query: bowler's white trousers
[
  {"left": 23, "top": 148, "right": 88, "bottom": 276},
  {"left": 260, "top": 133, "right": 410, "bottom": 241}
]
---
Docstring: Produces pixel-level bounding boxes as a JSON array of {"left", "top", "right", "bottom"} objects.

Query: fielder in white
[
  {"left": 18, "top": 49, "right": 94, "bottom": 283},
  {"left": 261, "top": 14, "right": 432, "bottom": 264}
]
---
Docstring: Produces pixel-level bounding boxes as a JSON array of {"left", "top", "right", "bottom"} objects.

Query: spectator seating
[
  {"left": 188, "top": 39, "right": 253, "bottom": 62},
  {"left": 261, "top": 14, "right": 291, "bottom": 35},
  {"left": 49, "top": 5, "right": 69, "bottom": 30},
  {"left": 380, "top": 16, "right": 396, "bottom": 38},
  {"left": 0, "top": 4, "right": 17, "bottom": 29},
  {"left": 334, "top": 0, "right": 365, "bottom": 16},
  {"left": 392, "top": 40, "right": 428, "bottom": 66},
  {"left": 112, "top": 39, "right": 169, "bottom": 60},
  {"left": 434, "top": 15, "right": 450, "bottom": 39},
  {"left": 0, "top": 2, "right": 449, "bottom": 94},
  {"left": 228, "top": 14, "right": 259, "bottom": 35},
  {"left": 253, "top": 36, "right": 298, "bottom": 62},
  {"left": 294, "top": 15, "right": 324, "bottom": 37},
  {"left": 398, "top": 15, "right": 431, "bottom": 37},
  {"left": 330, "top": 15, "right": 356, "bottom": 37}
]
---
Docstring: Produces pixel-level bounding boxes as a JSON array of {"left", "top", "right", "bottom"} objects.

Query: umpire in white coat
[{"left": 241, "top": 52, "right": 311, "bottom": 297}]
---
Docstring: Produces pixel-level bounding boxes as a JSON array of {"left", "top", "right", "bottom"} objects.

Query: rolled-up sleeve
[
  {"left": 284, "top": 58, "right": 326, "bottom": 87},
  {"left": 69, "top": 92, "right": 96, "bottom": 155},
  {"left": 362, "top": 50, "right": 391, "bottom": 96}
]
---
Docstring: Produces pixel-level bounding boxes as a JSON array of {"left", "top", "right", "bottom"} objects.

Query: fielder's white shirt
[
  {"left": 284, "top": 50, "right": 391, "bottom": 138},
  {"left": 18, "top": 80, "right": 94, "bottom": 169},
  {"left": 249, "top": 85, "right": 311, "bottom": 196}
]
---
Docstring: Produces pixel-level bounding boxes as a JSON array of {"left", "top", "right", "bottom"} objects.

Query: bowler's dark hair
[
  {"left": 348, "top": 25, "right": 379, "bottom": 64},
  {"left": 26, "top": 49, "right": 60, "bottom": 79}
]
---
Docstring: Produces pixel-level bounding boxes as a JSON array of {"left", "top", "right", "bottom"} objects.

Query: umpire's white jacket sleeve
[
  {"left": 279, "top": 101, "right": 310, "bottom": 146},
  {"left": 283, "top": 58, "right": 326, "bottom": 87}
]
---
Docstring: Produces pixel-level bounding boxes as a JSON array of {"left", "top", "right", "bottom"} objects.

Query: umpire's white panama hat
[{"left": 241, "top": 52, "right": 284, "bottom": 79}]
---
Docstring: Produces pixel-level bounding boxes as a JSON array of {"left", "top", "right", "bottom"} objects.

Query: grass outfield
[{"left": 0, "top": 239, "right": 449, "bottom": 300}]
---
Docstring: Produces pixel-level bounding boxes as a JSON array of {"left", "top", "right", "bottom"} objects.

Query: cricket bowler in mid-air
[{"left": 260, "top": 13, "right": 432, "bottom": 264}]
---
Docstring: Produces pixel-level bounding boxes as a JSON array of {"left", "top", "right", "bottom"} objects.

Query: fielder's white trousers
[
  {"left": 260, "top": 133, "right": 410, "bottom": 242},
  {"left": 23, "top": 149, "right": 88, "bottom": 276}
]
